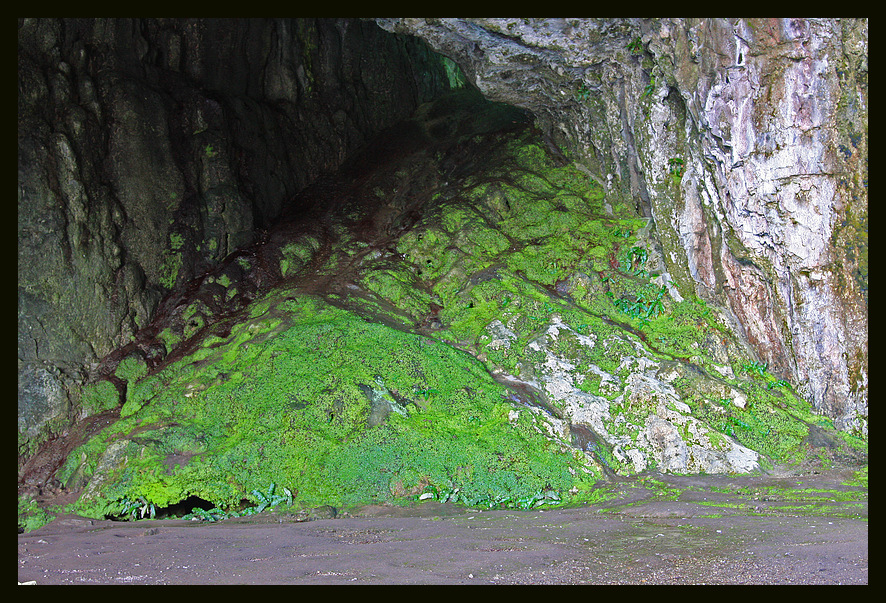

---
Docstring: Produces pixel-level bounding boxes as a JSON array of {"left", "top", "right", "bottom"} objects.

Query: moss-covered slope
[
  {"left": 61, "top": 294, "right": 603, "bottom": 519},
  {"left": 52, "top": 90, "right": 864, "bottom": 523}
]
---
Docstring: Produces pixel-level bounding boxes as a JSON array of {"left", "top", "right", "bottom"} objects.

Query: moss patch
[
  {"left": 62, "top": 296, "right": 602, "bottom": 518},
  {"left": 18, "top": 495, "right": 55, "bottom": 533}
]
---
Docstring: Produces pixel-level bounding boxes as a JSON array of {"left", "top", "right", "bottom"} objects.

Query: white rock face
[
  {"left": 484, "top": 319, "right": 517, "bottom": 350},
  {"left": 651, "top": 19, "right": 868, "bottom": 434},
  {"left": 510, "top": 317, "right": 759, "bottom": 475},
  {"left": 377, "top": 17, "right": 867, "bottom": 435}
]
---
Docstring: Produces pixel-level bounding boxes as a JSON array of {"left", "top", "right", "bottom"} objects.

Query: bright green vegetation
[
  {"left": 386, "top": 128, "right": 855, "bottom": 474},
  {"left": 626, "top": 476, "right": 685, "bottom": 504},
  {"left": 394, "top": 130, "right": 646, "bottom": 356},
  {"left": 595, "top": 477, "right": 867, "bottom": 520},
  {"left": 79, "top": 379, "right": 119, "bottom": 415},
  {"left": 115, "top": 355, "right": 149, "bottom": 382},
  {"left": 52, "top": 97, "right": 865, "bottom": 523},
  {"left": 58, "top": 295, "right": 603, "bottom": 519},
  {"left": 119, "top": 495, "right": 156, "bottom": 520},
  {"left": 693, "top": 479, "right": 867, "bottom": 518},
  {"left": 18, "top": 496, "right": 54, "bottom": 533},
  {"left": 667, "top": 157, "right": 684, "bottom": 184},
  {"left": 843, "top": 466, "right": 868, "bottom": 488},
  {"left": 182, "top": 483, "right": 293, "bottom": 522},
  {"left": 678, "top": 357, "right": 866, "bottom": 468},
  {"left": 280, "top": 237, "right": 320, "bottom": 277}
]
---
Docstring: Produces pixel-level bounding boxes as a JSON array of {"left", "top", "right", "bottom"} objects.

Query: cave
[{"left": 18, "top": 18, "right": 866, "bottom": 543}]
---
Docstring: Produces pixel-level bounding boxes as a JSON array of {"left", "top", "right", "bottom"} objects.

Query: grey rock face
[
  {"left": 18, "top": 18, "right": 457, "bottom": 461},
  {"left": 377, "top": 18, "right": 867, "bottom": 434}
]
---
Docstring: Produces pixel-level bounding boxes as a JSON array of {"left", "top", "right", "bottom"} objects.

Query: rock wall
[
  {"left": 18, "top": 18, "right": 457, "bottom": 458},
  {"left": 376, "top": 18, "right": 868, "bottom": 434}
]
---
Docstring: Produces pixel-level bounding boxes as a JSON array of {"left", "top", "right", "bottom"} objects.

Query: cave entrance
[{"left": 141, "top": 84, "right": 537, "bottom": 375}]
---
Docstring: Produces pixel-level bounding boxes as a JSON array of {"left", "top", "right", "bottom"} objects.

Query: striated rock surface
[
  {"left": 18, "top": 18, "right": 458, "bottom": 460},
  {"left": 376, "top": 18, "right": 867, "bottom": 434}
]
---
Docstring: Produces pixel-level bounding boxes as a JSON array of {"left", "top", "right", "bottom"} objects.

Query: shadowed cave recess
[{"left": 18, "top": 18, "right": 866, "bottom": 525}]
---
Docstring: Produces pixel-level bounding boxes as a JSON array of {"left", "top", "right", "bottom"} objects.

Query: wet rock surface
[{"left": 18, "top": 468, "right": 867, "bottom": 585}]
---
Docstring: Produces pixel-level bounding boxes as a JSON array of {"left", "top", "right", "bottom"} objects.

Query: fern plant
[
  {"left": 668, "top": 157, "right": 684, "bottom": 184},
  {"left": 182, "top": 507, "right": 231, "bottom": 522},
  {"left": 641, "top": 75, "right": 656, "bottom": 99},
  {"left": 119, "top": 496, "right": 156, "bottom": 520},
  {"left": 767, "top": 379, "right": 791, "bottom": 390},
  {"left": 182, "top": 483, "right": 294, "bottom": 523},
  {"left": 613, "top": 285, "right": 667, "bottom": 326},
  {"left": 741, "top": 361, "right": 769, "bottom": 378},
  {"left": 627, "top": 36, "right": 643, "bottom": 55},
  {"left": 249, "top": 483, "right": 293, "bottom": 513}
]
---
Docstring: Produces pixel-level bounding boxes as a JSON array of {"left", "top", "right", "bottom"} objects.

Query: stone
[{"left": 17, "top": 20, "right": 866, "bottom": 516}]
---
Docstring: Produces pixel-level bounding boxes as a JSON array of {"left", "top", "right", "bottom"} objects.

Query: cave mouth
[
  {"left": 122, "top": 86, "right": 539, "bottom": 380},
  {"left": 105, "top": 494, "right": 281, "bottom": 521},
  {"left": 106, "top": 495, "right": 217, "bottom": 521},
  {"left": 161, "top": 495, "right": 216, "bottom": 519}
]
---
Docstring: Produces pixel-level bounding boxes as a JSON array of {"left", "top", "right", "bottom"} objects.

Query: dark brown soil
[{"left": 18, "top": 467, "right": 867, "bottom": 585}]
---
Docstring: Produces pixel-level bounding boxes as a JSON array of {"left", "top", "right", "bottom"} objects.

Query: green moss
[
  {"left": 121, "top": 374, "right": 165, "bottom": 418},
  {"left": 115, "top": 355, "right": 148, "bottom": 382},
  {"left": 280, "top": 237, "right": 320, "bottom": 277},
  {"left": 57, "top": 104, "right": 845, "bottom": 519},
  {"left": 63, "top": 296, "right": 602, "bottom": 517},
  {"left": 843, "top": 466, "right": 868, "bottom": 488},
  {"left": 679, "top": 377, "right": 815, "bottom": 466},
  {"left": 169, "top": 232, "right": 184, "bottom": 250},
  {"left": 360, "top": 266, "right": 434, "bottom": 320},
  {"left": 80, "top": 380, "right": 119, "bottom": 415},
  {"left": 18, "top": 496, "right": 54, "bottom": 533},
  {"left": 158, "top": 327, "right": 182, "bottom": 352}
]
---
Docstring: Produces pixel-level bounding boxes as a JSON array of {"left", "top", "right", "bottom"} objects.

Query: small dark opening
[
  {"left": 105, "top": 495, "right": 218, "bottom": 521},
  {"left": 161, "top": 495, "right": 217, "bottom": 518}
]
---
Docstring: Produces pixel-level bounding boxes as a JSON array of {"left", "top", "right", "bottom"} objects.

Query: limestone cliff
[
  {"left": 376, "top": 18, "right": 868, "bottom": 434},
  {"left": 18, "top": 18, "right": 867, "bottom": 488},
  {"left": 18, "top": 20, "right": 868, "bottom": 517}
]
